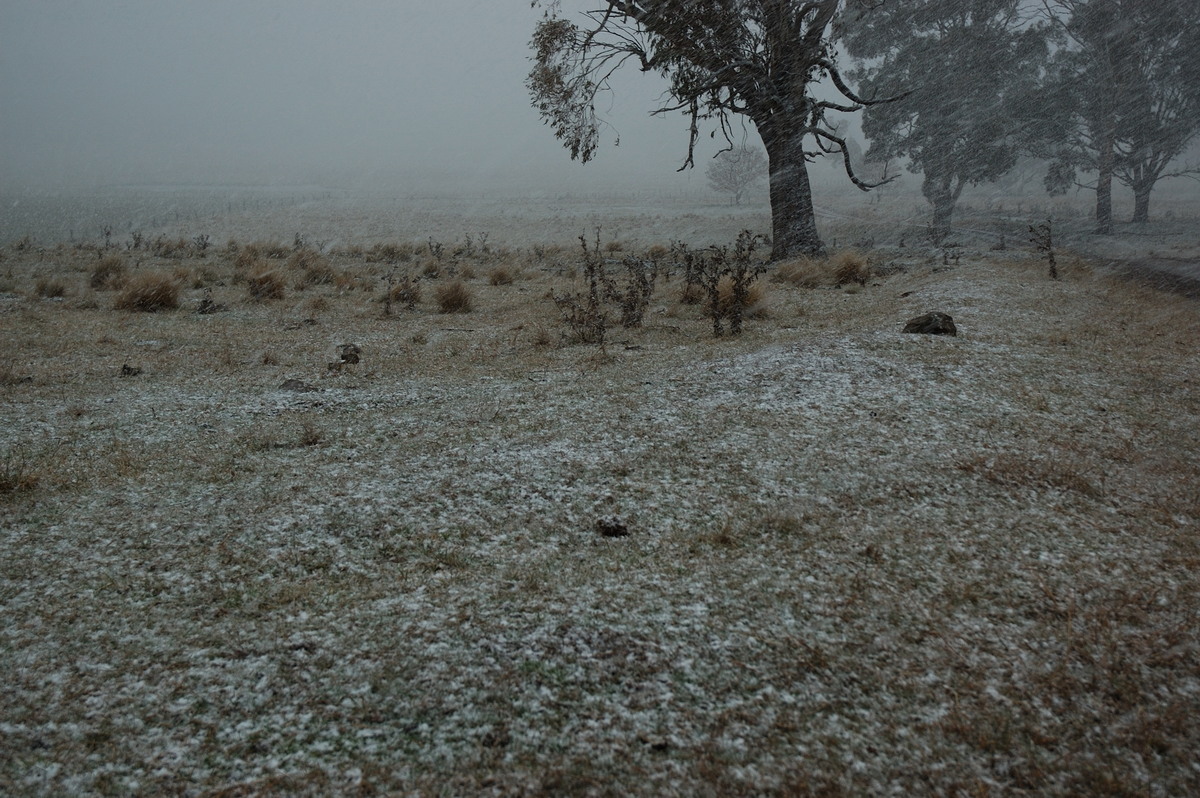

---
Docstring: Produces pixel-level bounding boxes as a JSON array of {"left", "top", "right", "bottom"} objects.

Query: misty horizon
[{"left": 1, "top": 1, "right": 719, "bottom": 194}]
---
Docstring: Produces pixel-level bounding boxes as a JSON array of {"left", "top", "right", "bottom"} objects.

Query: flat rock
[{"left": 903, "top": 312, "right": 957, "bottom": 336}]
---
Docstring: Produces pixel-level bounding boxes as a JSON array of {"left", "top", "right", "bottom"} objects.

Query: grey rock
[{"left": 903, "top": 312, "right": 957, "bottom": 336}]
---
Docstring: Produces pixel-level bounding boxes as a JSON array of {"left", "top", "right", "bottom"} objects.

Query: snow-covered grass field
[{"left": 2, "top": 227, "right": 1198, "bottom": 795}]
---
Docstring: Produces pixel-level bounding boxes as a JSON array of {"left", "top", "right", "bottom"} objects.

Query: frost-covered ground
[{"left": 1, "top": 230, "right": 1198, "bottom": 795}]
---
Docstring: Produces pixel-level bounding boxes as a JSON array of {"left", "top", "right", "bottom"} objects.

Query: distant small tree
[{"left": 706, "top": 147, "right": 767, "bottom": 206}]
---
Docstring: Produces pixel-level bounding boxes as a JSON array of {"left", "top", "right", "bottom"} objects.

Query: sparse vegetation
[{"left": 1, "top": 215, "right": 1198, "bottom": 796}]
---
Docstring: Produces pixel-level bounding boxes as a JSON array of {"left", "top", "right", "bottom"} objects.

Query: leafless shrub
[
  {"left": 553, "top": 232, "right": 609, "bottom": 346},
  {"left": 90, "top": 255, "right": 127, "bottom": 290},
  {"left": 696, "top": 231, "right": 767, "bottom": 337},
  {"left": 114, "top": 273, "right": 180, "bottom": 312},
  {"left": 1029, "top": 219, "right": 1058, "bottom": 280},
  {"left": 436, "top": 280, "right": 472, "bottom": 313},
  {"left": 609, "top": 256, "right": 657, "bottom": 328},
  {"left": 673, "top": 241, "right": 707, "bottom": 303}
]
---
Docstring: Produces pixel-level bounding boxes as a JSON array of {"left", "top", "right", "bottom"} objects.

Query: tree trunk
[
  {"left": 923, "top": 177, "right": 955, "bottom": 245},
  {"left": 763, "top": 128, "right": 824, "bottom": 260},
  {"left": 1095, "top": 122, "right": 1114, "bottom": 234},
  {"left": 1132, "top": 181, "right": 1152, "bottom": 223}
]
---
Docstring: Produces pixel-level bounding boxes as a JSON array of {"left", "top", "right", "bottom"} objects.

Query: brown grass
[
  {"left": 386, "top": 277, "right": 422, "bottom": 309},
  {"left": 712, "top": 276, "right": 765, "bottom": 317},
  {"left": 90, "top": 255, "right": 127, "bottom": 290},
  {"left": 246, "top": 269, "right": 286, "bottom": 302},
  {"left": 488, "top": 266, "right": 515, "bottom": 286},
  {"left": 771, "top": 250, "right": 871, "bottom": 289},
  {"left": 114, "top": 272, "right": 180, "bottom": 312},
  {"left": 436, "top": 280, "right": 473, "bottom": 313},
  {"left": 35, "top": 277, "right": 68, "bottom": 298}
]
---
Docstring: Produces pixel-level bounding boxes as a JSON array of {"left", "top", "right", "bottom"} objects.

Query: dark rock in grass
[
  {"left": 279, "top": 378, "right": 318, "bottom": 392},
  {"left": 903, "top": 312, "right": 957, "bottom": 336},
  {"left": 596, "top": 516, "right": 629, "bottom": 538}
]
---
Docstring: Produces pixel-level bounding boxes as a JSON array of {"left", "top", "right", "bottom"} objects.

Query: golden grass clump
[
  {"left": 90, "top": 255, "right": 127, "bottom": 290},
  {"left": 830, "top": 250, "right": 871, "bottom": 287},
  {"left": 246, "top": 269, "right": 287, "bottom": 302},
  {"left": 35, "top": 278, "right": 68, "bottom": 298},
  {"left": 288, "top": 250, "right": 337, "bottom": 289},
  {"left": 771, "top": 250, "right": 871, "bottom": 289},
  {"left": 488, "top": 266, "right": 515, "bottom": 286},
  {"left": 714, "top": 276, "right": 766, "bottom": 317},
  {"left": 436, "top": 280, "right": 473, "bottom": 314},
  {"left": 114, "top": 273, "right": 180, "bottom": 312},
  {"left": 387, "top": 278, "right": 422, "bottom": 309}
]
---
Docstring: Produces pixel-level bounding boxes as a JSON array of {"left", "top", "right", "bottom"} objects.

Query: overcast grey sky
[{"left": 0, "top": 1, "right": 711, "bottom": 192}]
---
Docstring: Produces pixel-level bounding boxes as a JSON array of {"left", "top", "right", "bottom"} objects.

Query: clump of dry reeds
[
  {"left": 246, "top": 269, "right": 286, "bottom": 302},
  {"left": 114, "top": 273, "right": 180, "bottom": 312},
  {"left": 771, "top": 250, "right": 871, "bottom": 289},
  {"left": 436, "top": 280, "right": 472, "bottom": 313},
  {"left": 90, "top": 256, "right": 127, "bottom": 290}
]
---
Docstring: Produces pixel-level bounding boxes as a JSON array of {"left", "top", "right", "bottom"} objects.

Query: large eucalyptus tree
[{"left": 527, "top": 0, "right": 896, "bottom": 259}]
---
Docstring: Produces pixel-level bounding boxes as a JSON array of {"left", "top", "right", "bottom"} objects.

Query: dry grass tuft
[
  {"left": 957, "top": 452, "right": 1103, "bottom": 498},
  {"left": 114, "top": 273, "right": 180, "bottom": 312},
  {"left": 771, "top": 250, "right": 871, "bottom": 289},
  {"left": 709, "top": 276, "right": 765, "bottom": 317},
  {"left": 488, "top": 266, "right": 515, "bottom": 286},
  {"left": 90, "top": 256, "right": 127, "bottom": 290},
  {"left": 35, "top": 277, "right": 68, "bottom": 298},
  {"left": 1, "top": 444, "right": 41, "bottom": 499},
  {"left": 386, "top": 277, "right": 422, "bottom": 309},
  {"left": 246, "top": 269, "right": 287, "bottom": 302},
  {"left": 830, "top": 250, "right": 871, "bottom": 286},
  {"left": 436, "top": 280, "right": 473, "bottom": 313}
]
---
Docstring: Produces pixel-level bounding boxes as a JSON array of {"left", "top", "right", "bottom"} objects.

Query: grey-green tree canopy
[
  {"left": 527, "top": 0, "right": 898, "bottom": 260},
  {"left": 1041, "top": 0, "right": 1200, "bottom": 231},
  {"left": 841, "top": 0, "right": 1048, "bottom": 243}
]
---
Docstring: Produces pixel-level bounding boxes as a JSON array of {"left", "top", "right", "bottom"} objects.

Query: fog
[{"left": 0, "top": 0, "right": 704, "bottom": 194}]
